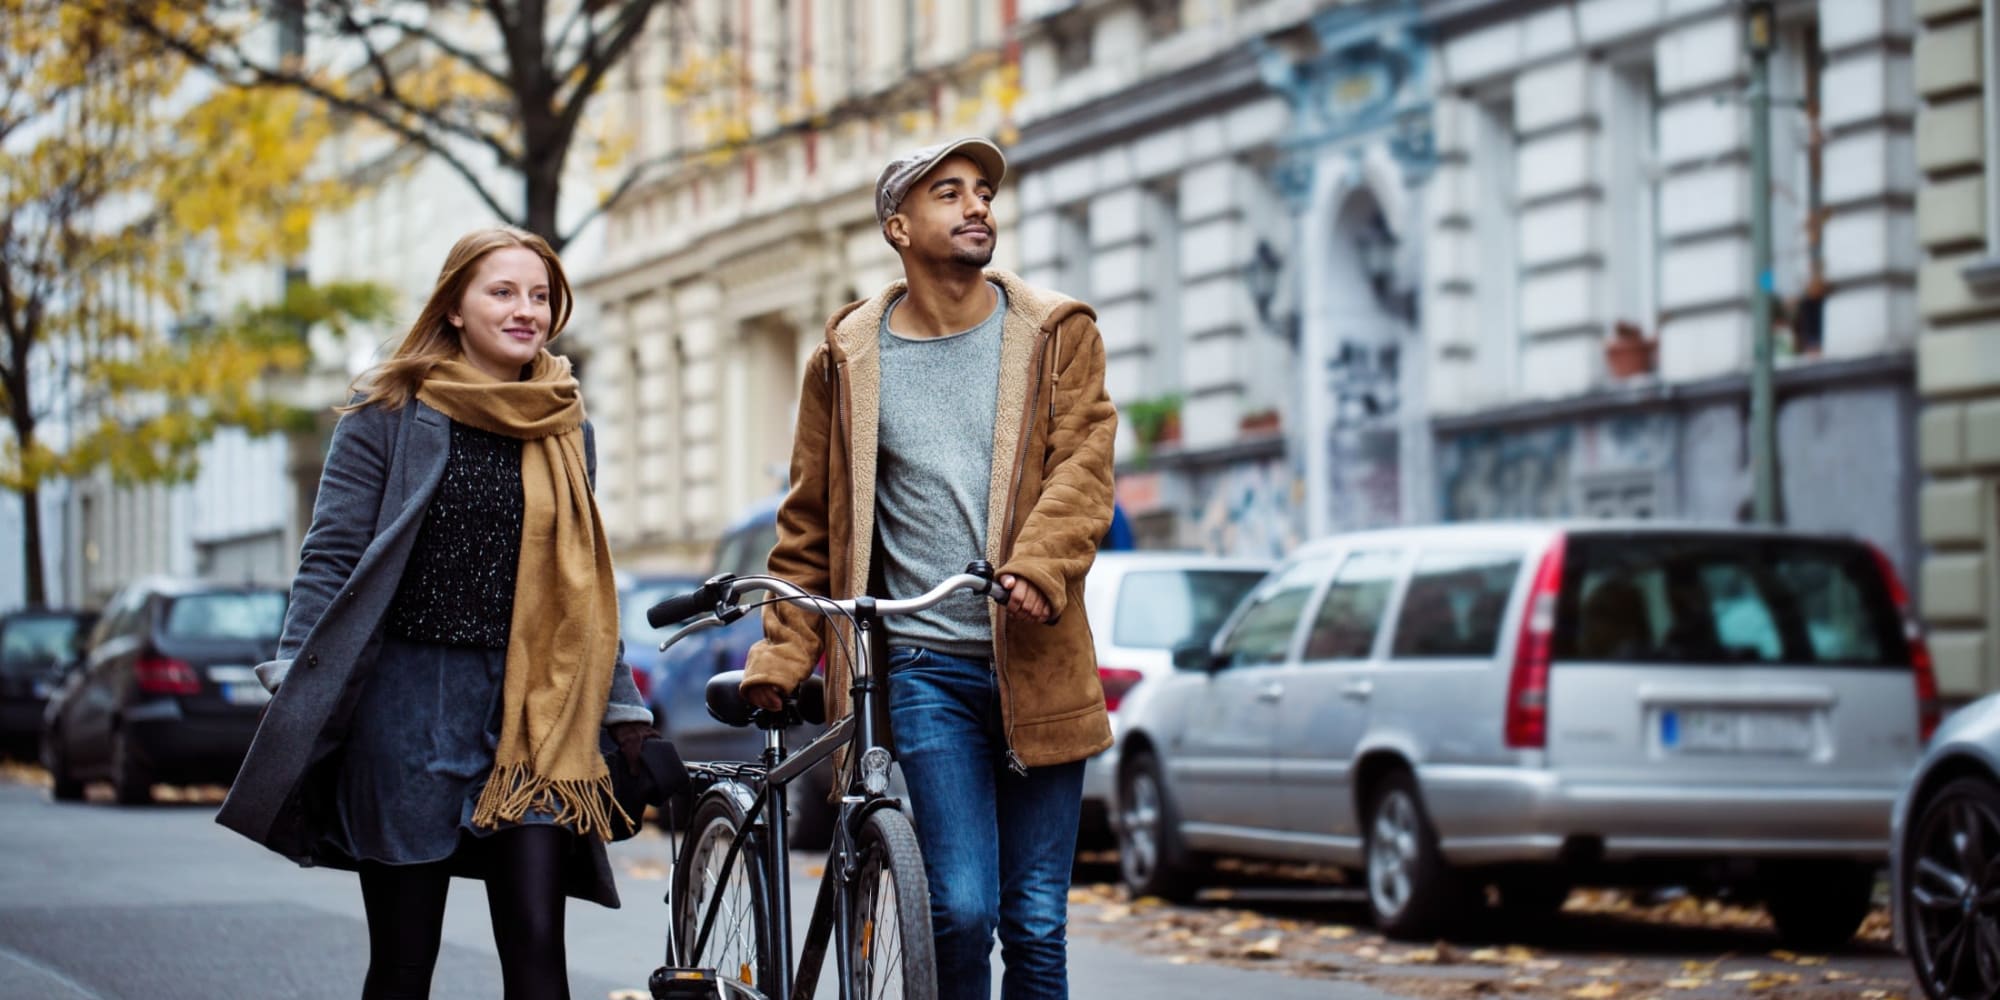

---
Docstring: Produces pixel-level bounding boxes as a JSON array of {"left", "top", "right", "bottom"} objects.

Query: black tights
[{"left": 358, "top": 825, "right": 572, "bottom": 1000}]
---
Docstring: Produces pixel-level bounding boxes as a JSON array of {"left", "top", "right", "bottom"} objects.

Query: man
[{"left": 740, "top": 137, "right": 1117, "bottom": 998}]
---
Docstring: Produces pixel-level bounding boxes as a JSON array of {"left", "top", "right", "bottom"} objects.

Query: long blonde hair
[{"left": 344, "top": 227, "right": 575, "bottom": 412}]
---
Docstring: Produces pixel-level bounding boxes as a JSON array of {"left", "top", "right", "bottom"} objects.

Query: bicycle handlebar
[{"left": 648, "top": 562, "right": 1012, "bottom": 655}]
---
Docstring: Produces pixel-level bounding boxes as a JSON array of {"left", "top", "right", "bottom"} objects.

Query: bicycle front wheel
[
  {"left": 672, "top": 789, "right": 776, "bottom": 994},
  {"left": 846, "top": 807, "right": 937, "bottom": 1000}
]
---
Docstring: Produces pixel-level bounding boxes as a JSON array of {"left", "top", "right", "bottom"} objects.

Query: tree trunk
[
  {"left": 21, "top": 484, "right": 45, "bottom": 608},
  {"left": 524, "top": 156, "right": 564, "bottom": 252}
]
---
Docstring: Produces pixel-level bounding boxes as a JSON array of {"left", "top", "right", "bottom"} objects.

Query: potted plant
[
  {"left": 1123, "top": 393, "right": 1183, "bottom": 465},
  {"left": 1606, "top": 320, "right": 1657, "bottom": 379},
  {"left": 1239, "top": 407, "right": 1281, "bottom": 435}
]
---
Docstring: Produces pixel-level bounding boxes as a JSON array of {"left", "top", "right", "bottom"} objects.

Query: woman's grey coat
[{"left": 216, "top": 398, "right": 651, "bottom": 907}]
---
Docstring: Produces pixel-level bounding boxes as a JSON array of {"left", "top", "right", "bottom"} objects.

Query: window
[
  {"left": 1605, "top": 61, "right": 1658, "bottom": 338},
  {"left": 714, "top": 517, "right": 780, "bottom": 578},
  {"left": 1112, "top": 569, "right": 1268, "bottom": 651},
  {"left": 1216, "top": 558, "right": 1332, "bottom": 668},
  {"left": 1551, "top": 535, "right": 1906, "bottom": 666},
  {"left": 1473, "top": 98, "right": 1518, "bottom": 398},
  {"left": 163, "top": 592, "right": 288, "bottom": 641},
  {"left": 1303, "top": 550, "right": 1404, "bottom": 661},
  {"left": 1390, "top": 551, "right": 1524, "bottom": 658},
  {"left": 0, "top": 615, "right": 89, "bottom": 677}
]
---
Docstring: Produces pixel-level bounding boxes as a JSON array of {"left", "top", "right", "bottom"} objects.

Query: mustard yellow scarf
[{"left": 416, "top": 352, "right": 628, "bottom": 840}]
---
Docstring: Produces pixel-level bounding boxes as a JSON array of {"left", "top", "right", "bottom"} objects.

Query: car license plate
[
  {"left": 1661, "top": 708, "right": 1813, "bottom": 754},
  {"left": 222, "top": 683, "right": 271, "bottom": 706}
]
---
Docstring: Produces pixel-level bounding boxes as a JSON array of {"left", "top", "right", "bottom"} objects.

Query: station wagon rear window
[
  {"left": 1551, "top": 535, "right": 1907, "bottom": 667},
  {"left": 163, "top": 593, "right": 288, "bottom": 641}
]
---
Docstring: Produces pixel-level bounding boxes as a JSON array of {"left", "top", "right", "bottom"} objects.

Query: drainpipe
[{"left": 1746, "top": 1, "right": 1780, "bottom": 525}]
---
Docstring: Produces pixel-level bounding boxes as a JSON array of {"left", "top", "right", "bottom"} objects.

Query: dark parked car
[
  {"left": 619, "top": 570, "right": 706, "bottom": 714},
  {"left": 42, "top": 577, "right": 287, "bottom": 804},
  {"left": 648, "top": 496, "right": 837, "bottom": 847},
  {"left": 0, "top": 608, "right": 97, "bottom": 759}
]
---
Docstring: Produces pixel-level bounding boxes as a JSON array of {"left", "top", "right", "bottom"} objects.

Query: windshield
[
  {"left": 1114, "top": 569, "right": 1268, "bottom": 651},
  {"left": 1, "top": 616, "right": 87, "bottom": 677},
  {"left": 1552, "top": 535, "right": 1906, "bottom": 667},
  {"left": 163, "top": 593, "right": 288, "bottom": 642}
]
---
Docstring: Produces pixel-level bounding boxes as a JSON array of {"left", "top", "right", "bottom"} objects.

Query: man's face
[{"left": 889, "top": 154, "right": 996, "bottom": 268}]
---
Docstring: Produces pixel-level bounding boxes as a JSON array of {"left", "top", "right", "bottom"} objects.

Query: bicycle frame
[{"left": 670, "top": 587, "right": 915, "bottom": 1000}]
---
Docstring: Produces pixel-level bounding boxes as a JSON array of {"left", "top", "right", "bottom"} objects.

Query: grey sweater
[{"left": 875, "top": 284, "right": 1006, "bottom": 659}]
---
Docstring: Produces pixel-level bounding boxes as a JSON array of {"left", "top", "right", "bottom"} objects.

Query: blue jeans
[{"left": 887, "top": 647, "right": 1084, "bottom": 1000}]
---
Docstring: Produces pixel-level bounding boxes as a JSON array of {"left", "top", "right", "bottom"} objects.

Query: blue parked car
[
  {"left": 618, "top": 570, "right": 706, "bottom": 715},
  {"left": 646, "top": 496, "right": 836, "bottom": 847}
]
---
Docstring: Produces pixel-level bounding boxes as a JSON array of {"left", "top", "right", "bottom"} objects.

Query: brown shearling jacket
[{"left": 741, "top": 269, "right": 1117, "bottom": 769}]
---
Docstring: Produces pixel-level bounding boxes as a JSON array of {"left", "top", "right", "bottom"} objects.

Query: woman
[{"left": 216, "top": 227, "right": 657, "bottom": 1000}]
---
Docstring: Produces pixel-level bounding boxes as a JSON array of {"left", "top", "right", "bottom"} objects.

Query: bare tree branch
[{"left": 118, "top": 8, "right": 524, "bottom": 226}]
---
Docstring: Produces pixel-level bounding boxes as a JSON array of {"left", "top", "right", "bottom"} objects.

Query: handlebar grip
[
  {"left": 647, "top": 587, "right": 714, "bottom": 629},
  {"left": 987, "top": 581, "right": 1012, "bottom": 605}
]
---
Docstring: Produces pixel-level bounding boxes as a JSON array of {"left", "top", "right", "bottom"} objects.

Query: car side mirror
[{"left": 1172, "top": 641, "right": 1221, "bottom": 673}]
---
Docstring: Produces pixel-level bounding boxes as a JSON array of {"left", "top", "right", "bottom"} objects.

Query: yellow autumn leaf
[
  {"left": 1569, "top": 981, "right": 1620, "bottom": 1000},
  {"left": 1664, "top": 979, "right": 1707, "bottom": 990},
  {"left": 1242, "top": 935, "right": 1282, "bottom": 959}
]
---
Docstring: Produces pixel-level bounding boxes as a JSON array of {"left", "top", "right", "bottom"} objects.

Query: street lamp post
[{"left": 1746, "top": 1, "right": 1781, "bottom": 525}]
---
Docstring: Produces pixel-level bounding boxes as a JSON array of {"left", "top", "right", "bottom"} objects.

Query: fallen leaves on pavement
[{"left": 1066, "top": 878, "right": 1914, "bottom": 1000}]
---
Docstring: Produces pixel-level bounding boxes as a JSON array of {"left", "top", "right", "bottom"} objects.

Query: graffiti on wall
[
  {"left": 1195, "top": 458, "right": 1304, "bottom": 560},
  {"left": 1436, "top": 412, "right": 1678, "bottom": 522}
]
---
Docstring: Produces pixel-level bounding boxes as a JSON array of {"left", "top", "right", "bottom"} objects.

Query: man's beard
[
  {"left": 948, "top": 228, "right": 996, "bottom": 267},
  {"left": 950, "top": 242, "right": 995, "bottom": 267}
]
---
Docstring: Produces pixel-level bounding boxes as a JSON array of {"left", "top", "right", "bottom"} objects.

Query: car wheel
[
  {"left": 1905, "top": 776, "right": 2000, "bottom": 998},
  {"left": 1365, "top": 770, "right": 1465, "bottom": 940},
  {"left": 42, "top": 728, "right": 83, "bottom": 802},
  {"left": 1763, "top": 860, "right": 1875, "bottom": 952},
  {"left": 1117, "top": 749, "right": 1199, "bottom": 902},
  {"left": 111, "top": 728, "right": 153, "bottom": 806}
]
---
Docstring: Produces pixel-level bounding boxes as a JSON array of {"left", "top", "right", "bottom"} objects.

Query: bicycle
[{"left": 642, "top": 560, "right": 1013, "bottom": 1000}]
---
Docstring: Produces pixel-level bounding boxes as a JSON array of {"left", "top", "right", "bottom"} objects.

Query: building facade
[
  {"left": 1914, "top": 0, "right": 2000, "bottom": 697},
  {"left": 1010, "top": 0, "right": 1433, "bottom": 557},
  {"left": 578, "top": 2, "right": 1025, "bottom": 570},
  {"left": 1418, "top": 0, "right": 1921, "bottom": 576}
]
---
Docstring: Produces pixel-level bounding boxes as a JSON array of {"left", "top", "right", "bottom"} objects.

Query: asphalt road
[{"left": 0, "top": 779, "right": 1390, "bottom": 999}]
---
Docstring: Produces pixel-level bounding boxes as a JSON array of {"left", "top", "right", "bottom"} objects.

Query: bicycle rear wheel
[
  {"left": 672, "top": 789, "right": 776, "bottom": 994},
  {"left": 845, "top": 807, "right": 937, "bottom": 1000}
]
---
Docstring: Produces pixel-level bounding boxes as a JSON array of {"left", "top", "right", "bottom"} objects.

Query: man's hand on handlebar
[
  {"left": 743, "top": 682, "right": 786, "bottom": 713},
  {"left": 998, "top": 574, "right": 1052, "bottom": 624}
]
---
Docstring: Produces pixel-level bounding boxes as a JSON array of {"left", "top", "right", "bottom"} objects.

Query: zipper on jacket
[{"left": 994, "top": 327, "right": 1055, "bottom": 774}]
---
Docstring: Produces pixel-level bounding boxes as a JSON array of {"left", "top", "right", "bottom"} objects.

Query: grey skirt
[{"left": 323, "top": 635, "right": 563, "bottom": 866}]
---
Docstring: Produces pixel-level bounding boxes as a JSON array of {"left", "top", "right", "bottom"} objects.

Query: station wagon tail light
[
  {"left": 1099, "top": 667, "right": 1144, "bottom": 713},
  {"left": 1869, "top": 545, "right": 1940, "bottom": 743},
  {"left": 134, "top": 655, "right": 201, "bottom": 696},
  {"left": 1505, "top": 535, "right": 1566, "bottom": 749}
]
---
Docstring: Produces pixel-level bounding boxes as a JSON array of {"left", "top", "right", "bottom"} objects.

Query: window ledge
[{"left": 1962, "top": 257, "right": 2000, "bottom": 298}]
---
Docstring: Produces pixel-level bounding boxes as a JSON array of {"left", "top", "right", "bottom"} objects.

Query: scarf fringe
[{"left": 470, "top": 761, "right": 635, "bottom": 842}]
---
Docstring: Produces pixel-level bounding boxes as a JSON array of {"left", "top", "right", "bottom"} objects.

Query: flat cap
[{"left": 874, "top": 137, "right": 1008, "bottom": 226}]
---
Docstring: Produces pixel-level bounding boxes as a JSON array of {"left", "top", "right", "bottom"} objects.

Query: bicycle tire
[
  {"left": 846, "top": 807, "right": 937, "bottom": 1000},
  {"left": 672, "top": 789, "right": 777, "bottom": 994}
]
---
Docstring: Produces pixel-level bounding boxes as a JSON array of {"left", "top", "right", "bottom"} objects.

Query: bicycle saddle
[{"left": 705, "top": 669, "right": 827, "bottom": 728}]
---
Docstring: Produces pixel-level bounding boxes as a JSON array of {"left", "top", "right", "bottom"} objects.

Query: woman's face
[{"left": 451, "top": 246, "right": 553, "bottom": 381}]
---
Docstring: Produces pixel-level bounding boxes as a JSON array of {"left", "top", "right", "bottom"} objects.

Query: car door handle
[
  {"left": 1340, "top": 680, "right": 1374, "bottom": 701},
  {"left": 1256, "top": 682, "right": 1284, "bottom": 703}
]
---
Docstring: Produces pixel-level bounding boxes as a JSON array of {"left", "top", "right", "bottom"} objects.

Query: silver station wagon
[{"left": 1114, "top": 522, "right": 1936, "bottom": 948}]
